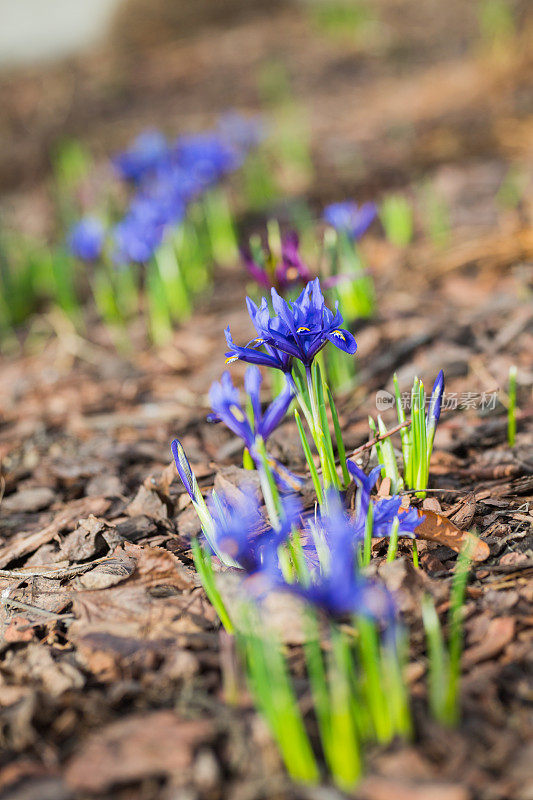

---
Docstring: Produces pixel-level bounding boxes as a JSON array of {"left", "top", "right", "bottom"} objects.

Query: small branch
[
  {"left": 1, "top": 597, "right": 74, "bottom": 620},
  {"left": 0, "top": 556, "right": 114, "bottom": 581},
  {"left": 349, "top": 420, "right": 411, "bottom": 459}
]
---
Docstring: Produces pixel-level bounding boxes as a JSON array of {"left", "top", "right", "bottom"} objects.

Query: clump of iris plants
[
  {"left": 368, "top": 371, "right": 445, "bottom": 499},
  {"left": 322, "top": 199, "right": 377, "bottom": 322},
  {"left": 238, "top": 199, "right": 378, "bottom": 393},
  {"left": 171, "top": 277, "right": 471, "bottom": 789},
  {"left": 66, "top": 114, "right": 263, "bottom": 344}
]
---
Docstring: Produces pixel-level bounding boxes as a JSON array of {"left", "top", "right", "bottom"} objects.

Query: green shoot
[
  {"left": 377, "top": 415, "right": 403, "bottom": 493},
  {"left": 380, "top": 194, "right": 414, "bottom": 248},
  {"left": 362, "top": 501, "right": 374, "bottom": 567},
  {"left": 254, "top": 436, "right": 282, "bottom": 527},
  {"left": 237, "top": 611, "right": 319, "bottom": 784},
  {"left": 376, "top": 372, "right": 443, "bottom": 498},
  {"left": 202, "top": 187, "right": 238, "bottom": 268},
  {"left": 445, "top": 541, "right": 473, "bottom": 724},
  {"left": 356, "top": 614, "right": 391, "bottom": 743},
  {"left": 191, "top": 537, "right": 234, "bottom": 633},
  {"left": 294, "top": 409, "right": 324, "bottom": 504},
  {"left": 146, "top": 260, "right": 173, "bottom": 345},
  {"left": 326, "top": 384, "right": 350, "bottom": 487},
  {"left": 154, "top": 239, "right": 192, "bottom": 322},
  {"left": 508, "top": 365, "right": 517, "bottom": 447},
  {"left": 386, "top": 516, "right": 400, "bottom": 562},
  {"left": 422, "top": 541, "right": 473, "bottom": 726}
]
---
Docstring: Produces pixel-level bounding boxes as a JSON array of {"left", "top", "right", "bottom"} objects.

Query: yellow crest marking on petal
[
  {"left": 332, "top": 330, "right": 346, "bottom": 341},
  {"left": 230, "top": 404, "right": 246, "bottom": 422},
  {"left": 225, "top": 356, "right": 239, "bottom": 364},
  {"left": 297, "top": 326, "right": 311, "bottom": 333},
  {"left": 251, "top": 338, "right": 265, "bottom": 346}
]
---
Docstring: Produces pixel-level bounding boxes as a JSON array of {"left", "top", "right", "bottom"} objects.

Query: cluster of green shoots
[
  {"left": 369, "top": 371, "right": 444, "bottom": 500},
  {"left": 175, "top": 325, "right": 472, "bottom": 789}
]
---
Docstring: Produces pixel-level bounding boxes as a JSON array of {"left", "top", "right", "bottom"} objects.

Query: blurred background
[
  {"left": 0, "top": 0, "right": 531, "bottom": 353},
  {"left": 2, "top": 0, "right": 531, "bottom": 205}
]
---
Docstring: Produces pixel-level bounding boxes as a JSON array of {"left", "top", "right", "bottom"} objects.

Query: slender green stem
[
  {"left": 508, "top": 365, "right": 517, "bottom": 447},
  {"left": 445, "top": 541, "right": 473, "bottom": 724},
  {"left": 305, "top": 365, "right": 337, "bottom": 489},
  {"left": 421, "top": 594, "right": 447, "bottom": 722},
  {"left": 377, "top": 415, "right": 403, "bottom": 493},
  {"left": 254, "top": 437, "right": 281, "bottom": 527},
  {"left": 412, "top": 540, "right": 419, "bottom": 569},
  {"left": 362, "top": 501, "right": 374, "bottom": 566},
  {"left": 238, "top": 612, "right": 319, "bottom": 784},
  {"left": 327, "top": 384, "right": 350, "bottom": 487},
  {"left": 386, "top": 516, "right": 400, "bottom": 562},
  {"left": 191, "top": 538, "right": 234, "bottom": 633},
  {"left": 295, "top": 409, "right": 324, "bottom": 503},
  {"left": 356, "top": 615, "right": 391, "bottom": 743}
]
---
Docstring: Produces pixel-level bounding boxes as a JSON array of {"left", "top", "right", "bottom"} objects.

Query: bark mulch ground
[{"left": 0, "top": 2, "right": 532, "bottom": 798}]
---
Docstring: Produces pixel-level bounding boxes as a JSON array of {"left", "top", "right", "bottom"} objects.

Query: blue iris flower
[
  {"left": 372, "top": 497, "right": 421, "bottom": 538},
  {"left": 323, "top": 201, "right": 377, "bottom": 240},
  {"left": 112, "top": 199, "right": 166, "bottom": 264},
  {"left": 113, "top": 130, "right": 170, "bottom": 184},
  {"left": 347, "top": 459, "right": 424, "bottom": 539},
  {"left": 347, "top": 462, "right": 383, "bottom": 521},
  {"left": 209, "top": 367, "right": 294, "bottom": 453},
  {"left": 285, "top": 491, "right": 395, "bottom": 621},
  {"left": 173, "top": 132, "right": 240, "bottom": 187},
  {"left": 225, "top": 278, "right": 357, "bottom": 371},
  {"left": 67, "top": 217, "right": 104, "bottom": 261},
  {"left": 209, "top": 488, "right": 300, "bottom": 575}
]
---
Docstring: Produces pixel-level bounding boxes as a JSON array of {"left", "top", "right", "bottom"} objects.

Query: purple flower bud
[
  {"left": 171, "top": 438, "right": 198, "bottom": 503},
  {"left": 242, "top": 230, "right": 312, "bottom": 293},
  {"left": 427, "top": 370, "right": 445, "bottom": 430}
]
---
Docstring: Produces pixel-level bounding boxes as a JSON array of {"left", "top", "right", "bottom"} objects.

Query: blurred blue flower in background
[
  {"left": 174, "top": 132, "right": 241, "bottom": 187},
  {"left": 217, "top": 111, "right": 265, "bottom": 155},
  {"left": 113, "top": 130, "right": 170, "bottom": 184},
  {"left": 323, "top": 200, "right": 377, "bottom": 240},
  {"left": 67, "top": 217, "right": 104, "bottom": 261},
  {"left": 112, "top": 204, "right": 164, "bottom": 264}
]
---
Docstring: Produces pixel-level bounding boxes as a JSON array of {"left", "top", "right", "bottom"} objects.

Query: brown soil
[{"left": 0, "top": 1, "right": 532, "bottom": 798}]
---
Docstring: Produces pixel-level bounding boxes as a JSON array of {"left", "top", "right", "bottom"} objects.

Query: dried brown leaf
[
  {"left": 1, "top": 487, "right": 55, "bottom": 514},
  {"left": 61, "top": 515, "right": 121, "bottom": 561},
  {"left": 64, "top": 710, "right": 213, "bottom": 792},
  {"left": 127, "top": 486, "right": 168, "bottom": 521},
  {"left": 414, "top": 510, "right": 490, "bottom": 562},
  {"left": 69, "top": 542, "right": 209, "bottom": 643},
  {"left": 0, "top": 497, "right": 111, "bottom": 568},
  {"left": 462, "top": 616, "right": 516, "bottom": 668},
  {"left": 74, "top": 556, "right": 136, "bottom": 590}
]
